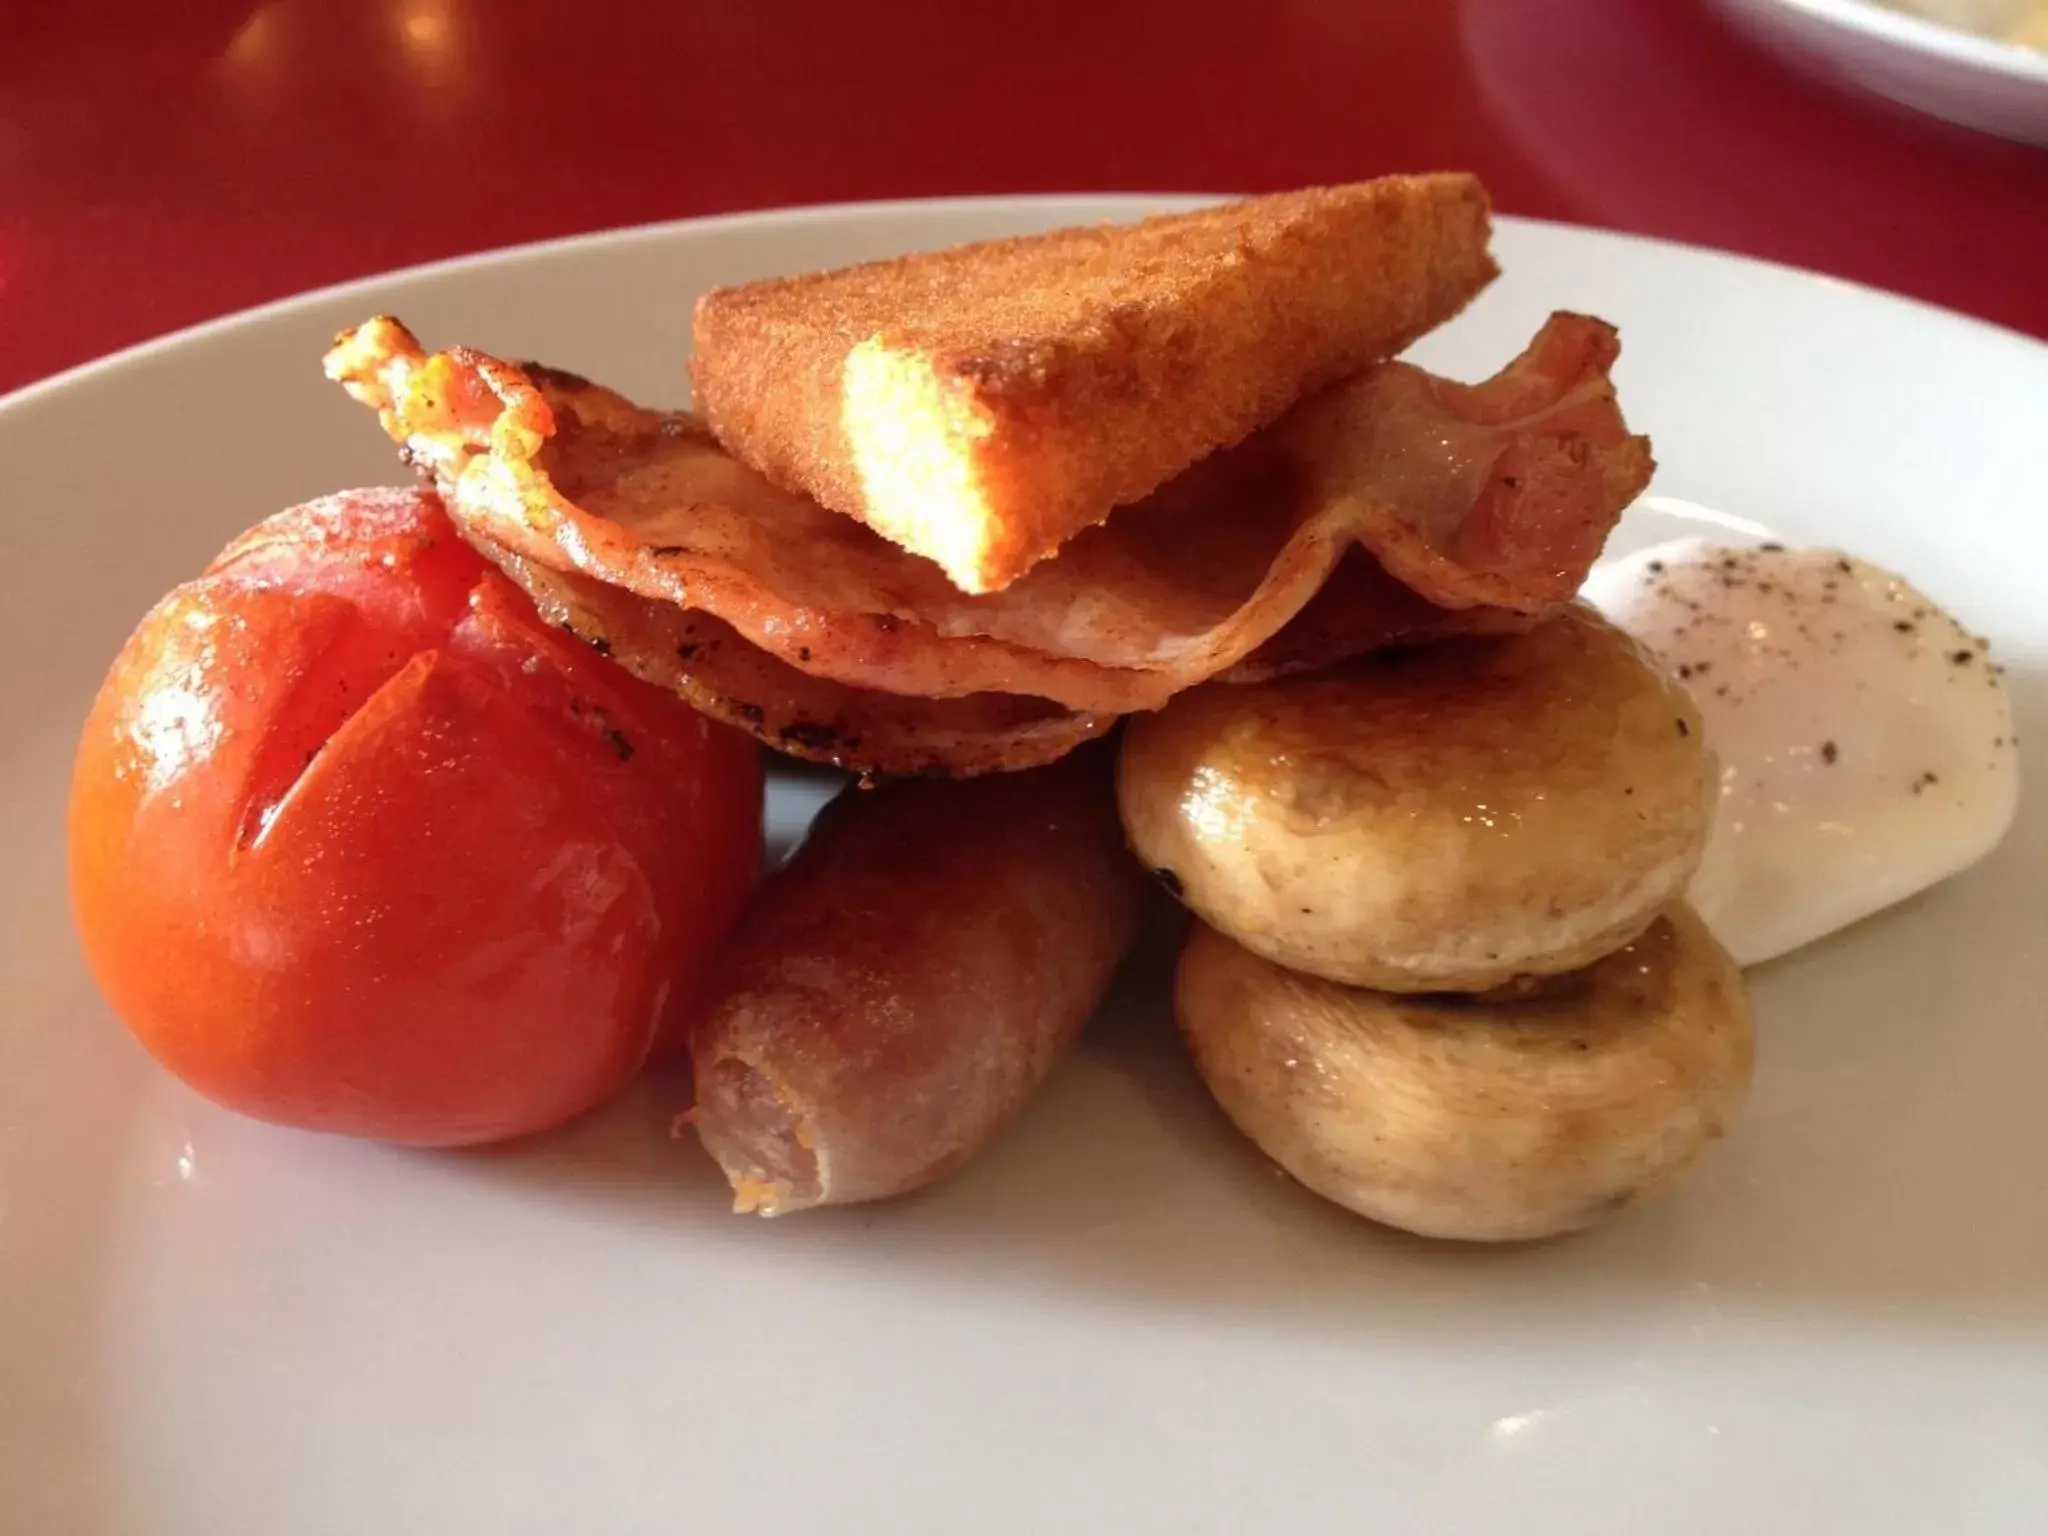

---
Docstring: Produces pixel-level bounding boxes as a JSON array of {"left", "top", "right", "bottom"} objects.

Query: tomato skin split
[{"left": 70, "top": 486, "right": 763, "bottom": 1147}]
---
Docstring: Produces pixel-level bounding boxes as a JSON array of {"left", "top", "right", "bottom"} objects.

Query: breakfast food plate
[
  {"left": 3, "top": 195, "right": 2045, "bottom": 1533},
  {"left": 1714, "top": 0, "right": 2048, "bottom": 144}
]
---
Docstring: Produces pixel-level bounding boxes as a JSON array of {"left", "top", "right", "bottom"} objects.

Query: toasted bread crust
[{"left": 691, "top": 175, "right": 1497, "bottom": 593}]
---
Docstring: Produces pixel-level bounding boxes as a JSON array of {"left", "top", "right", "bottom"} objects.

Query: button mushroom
[
  {"left": 1120, "top": 604, "right": 1716, "bottom": 992},
  {"left": 1175, "top": 905, "right": 1754, "bottom": 1241}
]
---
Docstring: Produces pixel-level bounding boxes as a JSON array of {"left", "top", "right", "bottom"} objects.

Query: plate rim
[
  {"left": 6, "top": 194, "right": 2046, "bottom": 419},
  {"left": 1731, "top": 0, "right": 2048, "bottom": 79}
]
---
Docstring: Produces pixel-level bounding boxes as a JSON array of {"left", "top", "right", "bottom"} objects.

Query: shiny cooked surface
[
  {"left": 1175, "top": 905, "right": 1754, "bottom": 1241},
  {"left": 1121, "top": 604, "right": 1716, "bottom": 992}
]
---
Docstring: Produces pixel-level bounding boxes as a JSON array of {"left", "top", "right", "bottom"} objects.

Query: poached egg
[{"left": 1585, "top": 538, "right": 2019, "bottom": 966}]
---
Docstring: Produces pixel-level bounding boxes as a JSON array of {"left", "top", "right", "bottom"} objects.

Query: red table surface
[{"left": 3, "top": 0, "right": 2045, "bottom": 397}]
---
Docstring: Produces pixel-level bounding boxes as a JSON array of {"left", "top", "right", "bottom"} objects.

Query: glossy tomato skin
[{"left": 70, "top": 487, "right": 762, "bottom": 1146}]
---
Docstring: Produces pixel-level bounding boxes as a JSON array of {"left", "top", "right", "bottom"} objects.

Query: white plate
[
  {"left": 1715, "top": 0, "right": 2048, "bottom": 144},
  {"left": 5, "top": 200, "right": 2046, "bottom": 1536}
]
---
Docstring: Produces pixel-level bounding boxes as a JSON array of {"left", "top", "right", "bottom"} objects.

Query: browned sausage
[{"left": 688, "top": 749, "right": 1145, "bottom": 1215}]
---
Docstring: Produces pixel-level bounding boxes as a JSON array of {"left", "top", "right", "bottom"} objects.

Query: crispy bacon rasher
[
  {"left": 325, "top": 311, "right": 1649, "bottom": 772},
  {"left": 486, "top": 546, "right": 1113, "bottom": 777}
]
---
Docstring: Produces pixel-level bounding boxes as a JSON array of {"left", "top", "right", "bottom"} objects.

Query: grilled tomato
[{"left": 70, "top": 487, "right": 762, "bottom": 1146}]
